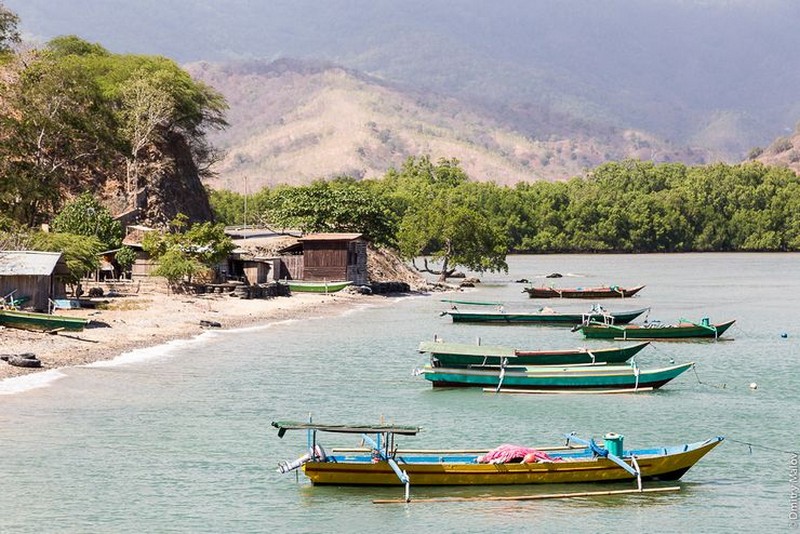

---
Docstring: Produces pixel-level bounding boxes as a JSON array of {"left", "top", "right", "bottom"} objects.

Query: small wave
[
  {"left": 86, "top": 333, "right": 217, "bottom": 368},
  {"left": 0, "top": 369, "right": 67, "bottom": 395}
]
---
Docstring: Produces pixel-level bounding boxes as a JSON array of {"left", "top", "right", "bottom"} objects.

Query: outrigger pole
[
  {"left": 360, "top": 433, "right": 412, "bottom": 502},
  {"left": 564, "top": 432, "right": 642, "bottom": 491}
]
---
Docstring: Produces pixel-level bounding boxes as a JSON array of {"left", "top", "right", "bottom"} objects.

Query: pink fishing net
[{"left": 476, "top": 444, "right": 560, "bottom": 464}]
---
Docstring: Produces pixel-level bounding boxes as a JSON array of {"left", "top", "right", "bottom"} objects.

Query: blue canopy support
[{"left": 564, "top": 433, "right": 640, "bottom": 481}]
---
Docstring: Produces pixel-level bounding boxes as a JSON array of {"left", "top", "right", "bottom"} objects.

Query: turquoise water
[{"left": 0, "top": 254, "right": 797, "bottom": 533}]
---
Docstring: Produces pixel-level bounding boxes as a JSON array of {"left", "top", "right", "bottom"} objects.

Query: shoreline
[{"left": 0, "top": 289, "right": 394, "bottom": 385}]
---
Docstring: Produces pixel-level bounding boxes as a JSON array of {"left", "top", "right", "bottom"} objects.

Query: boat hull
[
  {"left": 524, "top": 285, "right": 645, "bottom": 299},
  {"left": 279, "top": 280, "right": 352, "bottom": 293},
  {"left": 302, "top": 437, "right": 723, "bottom": 486},
  {"left": 0, "top": 310, "right": 88, "bottom": 332},
  {"left": 444, "top": 307, "right": 648, "bottom": 325},
  {"left": 420, "top": 362, "right": 693, "bottom": 389},
  {"left": 579, "top": 320, "right": 736, "bottom": 339},
  {"left": 421, "top": 341, "right": 650, "bottom": 367}
]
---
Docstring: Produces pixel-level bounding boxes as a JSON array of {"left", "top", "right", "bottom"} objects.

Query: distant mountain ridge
[
  {"left": 11, "top": 1, "right": 800, "bottom": 156},
  {"left": 189, "top": 59, "right": 711, "bottom": 191},
  {"left": 8, "top": 0, "right": 800, "bottom": 188}
]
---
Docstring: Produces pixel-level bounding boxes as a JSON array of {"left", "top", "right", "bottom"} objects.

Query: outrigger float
[{"left": 272, "top": 421, "right": 723, "bottom": 503}]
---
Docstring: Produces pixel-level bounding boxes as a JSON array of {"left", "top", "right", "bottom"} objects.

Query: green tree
[
  {"left": 0, "top": 51, "right": 117, "bottom": 226},
  {"left": 399, "top": 188, "right": 508, "bottom": 281},
  {"left": 114, "top": 246, "right": 136, "bottom": 276},
  {"left": 0, "top": 2, "right": 19, "bottom": 56},
  {"left": 29, "top": 231, "right": 102, "bottom": 288},
  {"left": 52, "top": 193, "right": 123, "bottom": 249},
  {"left": 386, "top": 157, "right": 508, "bottom": 280},
  {"left": 267, "top": 178, "right": 397, "bottom": 246},
  {"left": 142, "top": 215, "right": 234, "bottom": 289},
  {"left": 0, "top": 35, "right": 227, "bottom": 227}
]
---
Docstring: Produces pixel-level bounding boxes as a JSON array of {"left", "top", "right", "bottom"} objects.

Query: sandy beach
[{"left": 0, "top": 289, "right": 378, "bottom": 382}]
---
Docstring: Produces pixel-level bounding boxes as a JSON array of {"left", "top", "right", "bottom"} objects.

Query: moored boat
[
  {"left": 523, "top": 284, "right": 645, "bottom": 299},
  {"left": 419, "top": 339, "right": 651, "bottom": 367},
  {"left": 0, "top": 309, "right": 89, "bottom": 332},
  {"left": 576, "top": 318, "right": 736, "bottom": 340},
  {"left": 272, "top": 421, "right": 723, "bottom": 502},
  {"left": 417, "top": 361, "right": 694, "bottom": 390},
  {"left": 278, "top": 280, "right": 353, "bottom": 293},
  {"left": 441, "top": 304, "right": 649, "bottom": 325}
]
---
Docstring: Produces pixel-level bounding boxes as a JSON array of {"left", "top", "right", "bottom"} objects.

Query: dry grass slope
[{"left": 188, "top": 60, "right": 709, "bottom": 192}]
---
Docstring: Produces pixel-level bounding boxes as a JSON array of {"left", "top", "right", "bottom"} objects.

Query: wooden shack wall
[
  {"left": 276, "top": 256, "right": 303, "bottom": 280},
  {"left": 130, "top": 250, "right": 158, "bottom": 278},
  {"left": 0, "top": 274, "right": 65, "bottom": 311},
  {"left": 302, "top": 241, "right": 349, "bottom": 281},
  {"left": 243, "top": 262, "right": 268, "bottom": 285},
  {"left": 346, "top": 240, "right": 369, "bottom": 285}
]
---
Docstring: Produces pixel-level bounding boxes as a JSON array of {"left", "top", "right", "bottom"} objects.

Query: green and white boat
[
  {"left": 417, "top": 361, "right": 694, "bottom": 391},
  {"left": 0, "top": 309, "right": 89, "bottom": 332},
  {"left": 440, "top": 304, "right": 649, "bottom": 325},
  {"left": 278, "top": 280, "right": 353, "bottom": 293},
  {"left": 419, "top": 340, "right": 651, "bottom": 367},
  {"left": 576, "top": 318, "right": 736, "bottom": 340}
]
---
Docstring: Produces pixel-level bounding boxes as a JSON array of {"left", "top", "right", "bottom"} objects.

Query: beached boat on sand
[
  {"left": 440, "top": 301, "right": 649, "bottom": 325},
  {"left": 272, "top": 421, "right": 723, "bottom": 502},
  {"left": 419, "top": 339, "right": 651, "bottom": 367},
  {"left": 278, "top": 280, "right": 353, "bottom": 293},
  {"left": 417, "top": 360, "right": 694, "bottom": 391},
  {"left": 523, "top": 284, "right": 645, "bottom": 299},
  {"left": 0, "top": 309, "right": 89, "bottom": 332},
  {"left": 576, "top": 318, "right": 736, "bottom": 340}
]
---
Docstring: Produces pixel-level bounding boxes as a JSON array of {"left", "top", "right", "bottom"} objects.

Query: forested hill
[{"left": 188, "top": 59, "right": 710, "bottom": 192}]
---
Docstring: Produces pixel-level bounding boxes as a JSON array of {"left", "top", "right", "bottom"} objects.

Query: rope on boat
[
  {"left": 691, "top": 365, "right": 727, "bottom": 389},
  {"left": 727, "top": 438, "right": 797, "bottom": 455}
]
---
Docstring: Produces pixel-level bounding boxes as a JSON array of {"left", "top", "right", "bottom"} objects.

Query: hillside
[
  {"left": 189, "top": 60, "right": 710, "bottom": 192},
  {"left": 754, "top": 125, "right": 800, "bottom": 174},
  {"left": 10, "top": 0, "right": 800, "bottom": 160}
]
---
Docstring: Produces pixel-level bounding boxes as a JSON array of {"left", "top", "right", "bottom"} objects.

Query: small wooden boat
[
  {"left": 523, "top": 284, "right": 645, "bottom": 299},
  {"left": 272, "top": 421, "right": 723, "bottom": 502},
  {"left": 417, "top": 361, "right": 694, "bottom": 390},
  {"left": 576, "top": 318, "right": 736, "bottom": 340},
  {"left": 0, "top": 309, "right": 89, "bottom": 332},
  {"left": 419, "top": 339, "right": 651, "bottom": 367},
  {"left": 441, "top": 303, "right": 649, "bottom": 325},
  {"left": 278, "top": 280, "right": 353, "bottom": 293}
]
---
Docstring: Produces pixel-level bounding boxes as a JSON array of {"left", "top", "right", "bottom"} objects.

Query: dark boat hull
[{"left": 524, "top": 285, "right": 645, "bottom": 299}]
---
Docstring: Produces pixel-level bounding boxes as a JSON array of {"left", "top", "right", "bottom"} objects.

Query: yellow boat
[{"left": 272, "top": 421, "right": 723, "bottom": 501}]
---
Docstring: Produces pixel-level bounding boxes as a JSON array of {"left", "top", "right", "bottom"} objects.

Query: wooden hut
[
  {"left": 122, "top": 225, "right": 158, "bottom": 279},
  {"left": 0, "top": 251, "right": 70, "bottom": 311},
  {"left": 296, "top": 233, "right": 367, "bottom": 284}
]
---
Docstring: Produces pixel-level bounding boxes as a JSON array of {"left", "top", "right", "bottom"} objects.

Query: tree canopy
[
  {"left": 211, "top": 157, "right": 800, "bottom": 281},
  {"left": 52, "top": 193, "right": 123, "bottom": 250},
  {"left": 142, "top": 215, "right": 234, "bottom": 289},
  {"left": 0, "top": 28, "right": 227, "bottom": 228}
]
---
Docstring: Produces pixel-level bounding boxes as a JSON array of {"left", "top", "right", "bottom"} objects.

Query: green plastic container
[{"left": 604, "top": 432, "right": 624, "bottom": 456}]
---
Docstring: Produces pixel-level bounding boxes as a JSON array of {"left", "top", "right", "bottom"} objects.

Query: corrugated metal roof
[
  {"left": 0, "top": 251, "right": 65, "bottom": 276},
  {"left": 299, "top": 233, "right": 363, "bottom": 241}
]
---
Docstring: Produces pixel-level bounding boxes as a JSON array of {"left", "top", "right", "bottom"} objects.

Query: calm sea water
[{"left": 0, "top": 254, "right": 797, "bottom": 533}]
